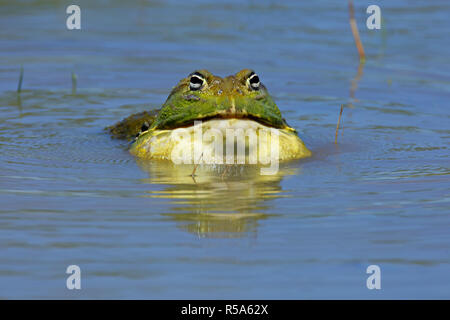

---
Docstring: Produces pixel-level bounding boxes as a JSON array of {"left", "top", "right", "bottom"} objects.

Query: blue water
[{"left": 0, "top": 0, "right": 449, "bottom": 299}]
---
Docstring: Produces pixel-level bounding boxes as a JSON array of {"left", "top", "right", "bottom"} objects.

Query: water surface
[{"left": 0, "top": 0, "right": 449, "bottom": 298}]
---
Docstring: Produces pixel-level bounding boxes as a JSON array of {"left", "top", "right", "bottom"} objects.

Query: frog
[{"left": 107, "top": 69, "right": 311, "bottom": 162}]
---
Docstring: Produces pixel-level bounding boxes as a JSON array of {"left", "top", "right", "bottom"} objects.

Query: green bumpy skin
[{"left": 151, "top": 69, "right": 291, "bottom": 130}]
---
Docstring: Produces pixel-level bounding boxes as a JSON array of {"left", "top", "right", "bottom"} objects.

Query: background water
[{"left": 0, "top": 0, "right": 449, "bottom": 299}]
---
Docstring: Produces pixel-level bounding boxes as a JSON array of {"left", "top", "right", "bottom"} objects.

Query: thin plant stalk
[
  {"left": 17, "top": 65, "right": 24, "bottom": 93},
  {"left": 348, "top": 0, "right": 365, "bottom": 63},
  {"left": 335, "top": 104, "right": 344, "bottom": 144},
  {"left": 191, "top": 152, "right": 203, "bottom": 178}
]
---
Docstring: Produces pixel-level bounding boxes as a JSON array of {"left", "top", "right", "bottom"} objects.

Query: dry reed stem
[{"left": 348, "top": 0, "right": 365, "bottom": 63}]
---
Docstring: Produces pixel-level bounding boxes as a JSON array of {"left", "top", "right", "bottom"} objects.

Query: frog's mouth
[
  {"left": 153, "top": 112, "right": 295, "bottom": 133},
  {"left": 132, "top": 118, "right": 311, "bottom": 161},
  {"left": 172, "top": 115, "right": 278, "bottom": 129}
]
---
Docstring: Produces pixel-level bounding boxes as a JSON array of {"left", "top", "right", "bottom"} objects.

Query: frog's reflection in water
[{"left": 137, "top": 160, "right": 297, "bottom": 238}]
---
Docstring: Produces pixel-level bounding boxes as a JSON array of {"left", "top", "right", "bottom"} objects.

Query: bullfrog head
[{"left": 130, "top": 69, "right": 311, "bottom": 162}]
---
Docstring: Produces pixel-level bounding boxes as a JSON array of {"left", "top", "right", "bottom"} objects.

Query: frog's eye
[
  {"left": 248, "top": 73, "right": 260, "bottom": 90},
  {"left": 189, "top": 73, "right": 205, "bottom": 91}
]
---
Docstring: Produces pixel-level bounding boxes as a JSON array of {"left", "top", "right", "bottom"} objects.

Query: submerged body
[{"left": 109, "top": 69, "right": 311, "bottom": 162}]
